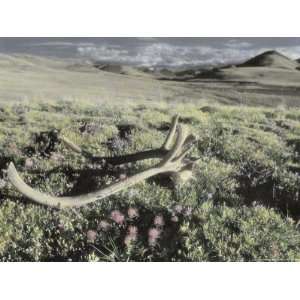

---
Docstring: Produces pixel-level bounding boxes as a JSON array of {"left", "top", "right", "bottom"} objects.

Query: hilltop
[
  {"left": 238, "top": 50, "right": 299, "bottom": 70},
  {"left": 186, "top": 50, "right": 300, "bottom": 84}
]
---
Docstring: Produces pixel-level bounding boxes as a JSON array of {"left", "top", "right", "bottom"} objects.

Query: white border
[
  {"left": 0, "top": 263, "right": 299, "bottom": 300},
  {"left": 0, "top": 0, "right": 300, "bottom": 299},
  {"left": 0, "top": 0, "right": 299, "bottom": 36}
]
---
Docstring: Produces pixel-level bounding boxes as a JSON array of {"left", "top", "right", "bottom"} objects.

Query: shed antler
[
  {"left": 60, "top": 115, "right": 189, "bottom": 165},
  {"left": 7, "top": 116, "right": 197, "bottom": 208}
]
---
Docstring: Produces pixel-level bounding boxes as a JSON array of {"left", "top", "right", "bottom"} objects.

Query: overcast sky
[{"left": 1, "top": 37, "right": 300, "bottom": 68}]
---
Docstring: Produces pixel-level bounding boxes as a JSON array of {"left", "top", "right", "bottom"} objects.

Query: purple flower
[
  {"left": 184, "top": 207, "right": 193, "bottom": 217},
  {"left": 110, "top": 210, "right": 125, "bottom": 225},
  {"left": 128, "top": 225, "right": 138, "bottom": 237},
  {"left": 87, "top": 230, "right": 97, "bottom": 243},
  {"left": 171, "top": 215, "right": 179, "bottom": 223},
  {"left": 98, "top": 220, "right": 111, "bottom": 232},
  {"left": 57, "top": 222, "right": 64, "bottom": 231},
  {"left": 127, "top": 207, "right": 139, "bottom": 219},
  {"left": 154, "top": 215, "right": 165, "bottom": 227},
  {"left": 148, "top": 228, "right": 161, "bottom": 246},
  {"left": 25, "top": 158, "right": 34, "bottom": 169},
  {"left": 174, "top": 204, "right": 183, "bottom": 214}
]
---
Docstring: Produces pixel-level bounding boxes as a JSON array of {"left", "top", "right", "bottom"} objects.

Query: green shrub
[
  {"left": 181, "top": 202, "right": 300, "bottom": 261},
  {"left": 1, "top": 100, "right": 300, "bottom": 261}
]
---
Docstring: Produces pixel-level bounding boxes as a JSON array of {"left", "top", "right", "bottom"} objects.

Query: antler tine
[
  {"left": 176, "top": 143, "right": 195, "bottom": 162},
  {"left": 160, "top": 125, "right": 190, "bottom": 165},
  {"left": 60, "top": 136, "right": 93, "bottom": 159},
  {"left": 178, "top": 134, "right": 198, "bottom": 161},
  {"left": 60, "top": 136, "right": 83, "bottom": 154},
  {"left": 7, "top": 118, "right": 196, "bottom": 208},
  {"left": 162, "top": 114, "right": 179, "bottom": 150}
]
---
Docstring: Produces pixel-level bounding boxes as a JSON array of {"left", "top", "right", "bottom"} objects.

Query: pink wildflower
[
  {"left": 171, "top": 215, "right": 179, "bottom": 223},
  {"left": 124, "top": 225, "right": 138, "bottom": 246},
  {"left": 25, "top": 158, "right": 34, "bottom": 169},
  {"left": 128, "top": 225, "right": 138, "bottom": 237},
  {"left": 127, "top": 207, "right": 139, "bottom": 219},
  {"left": 57, "top": 222, "right": 64, "bottom": 231},
  {"left": 184, "top": 207, "right": 193, "bottom": 216},
  {"left": 98, "top": 220, "right": 111, "bottom": 232},
  {"left": 148, "top": 228, "right": 161, "bottom": 246},
  {"left": 110, "top": 210, "right": 125, "bottom": 225},
  {"left": 174, "top": 204, "right": 183, "bottom": 214},
  {"left": 154, "top": 215, "right": 165, "bottom": 227},
  {"left": 87, "top": 230, "right": 97, "bottom": 243}
]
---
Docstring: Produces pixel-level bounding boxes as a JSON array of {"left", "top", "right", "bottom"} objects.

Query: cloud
[
  {"left": 77, "top": 43, "right": 254, "bottom": 67},
  {"left": 275, "top": 46, "right": 300, "bottom": 59},
  {"left": 224, "top": 39, "right": 253, "bottom": 49},
  {"left": 31, "top": 41, "right": 95, "bottom": 47},
  {"left": 77, "top": 42, "right": 300, "bottom": 68}
]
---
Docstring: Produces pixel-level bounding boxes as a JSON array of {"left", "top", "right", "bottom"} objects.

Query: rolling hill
[
  {"left": 1, "top": 51, "right": 300, "bottom": 107},
  {"left": 238, "top": 50, "right": 299, "bottom": 70}
]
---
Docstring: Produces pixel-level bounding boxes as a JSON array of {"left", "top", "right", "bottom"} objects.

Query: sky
[{"left": 1, "top": 37, "right": 300, "bottom": 68}]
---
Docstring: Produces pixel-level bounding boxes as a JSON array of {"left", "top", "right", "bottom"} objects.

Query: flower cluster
[
  {"left": 124, "top": 225, "right": 138, "bottom": 246},
  {"left": 110, "top": 210, "right": 125, "bottom": 225},
  {"left": 85, "top": 205, "right": 192, "bottom": 252},
  {"left": 148, "top": 228, "right": 161, "bottom": 246},
  {"left": 87, "top": 230, "right": 97, "bottom": 243},
  {"left": 128, "top": 207, "right": 139, "bottom": 219}
]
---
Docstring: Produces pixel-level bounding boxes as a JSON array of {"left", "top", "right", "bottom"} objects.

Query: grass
[{"left": 1, "top": 98, "right": 300, "bottom": 261}]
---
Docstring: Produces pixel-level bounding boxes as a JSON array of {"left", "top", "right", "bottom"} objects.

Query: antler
[
  {"left": 7, "top": 116, "right": 197, "bottom": 208},
  {"left": 60, "top": 115, "right": 194, "bottom": 165}
]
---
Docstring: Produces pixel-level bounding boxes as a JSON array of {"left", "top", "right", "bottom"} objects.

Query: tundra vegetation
[{"left": 1, "top": 99, "right": 300, "bottom": 261}]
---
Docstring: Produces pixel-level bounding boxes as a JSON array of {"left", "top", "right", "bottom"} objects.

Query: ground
[
  {"left": 1, "top": 98, "right": 300, "bottom": 261},
  {"left": 2, "top": 53, "right": 300, "bottom": 107}
]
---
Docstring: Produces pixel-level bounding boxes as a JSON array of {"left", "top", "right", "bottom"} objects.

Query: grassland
[{"left": 1, "top": 98, "right": 300, "bottom": 261}]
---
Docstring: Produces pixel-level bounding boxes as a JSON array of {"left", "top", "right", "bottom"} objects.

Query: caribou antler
[
  {"left": 7, "top": 118, "right": 197, "bottom": 208},
  {"left": 60, "top": 115, "right": 196, "bottom": 165}
]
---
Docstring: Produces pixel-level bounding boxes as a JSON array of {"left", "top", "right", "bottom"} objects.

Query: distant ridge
[
  {"left": 238, "top": 50, "right": 299, "bottom": 70},
  {"left": 93, "top": 62, "right": 126, "bottom": 74},
  {"left": 91, "top": 61, "right": 157, "bottom": 78}
]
